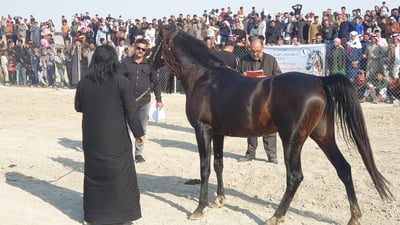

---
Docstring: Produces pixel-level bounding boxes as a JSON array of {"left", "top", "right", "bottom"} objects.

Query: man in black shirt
[
  {"left": 121, "top": 38, "right": 163, "bottom": 163},
  {"left": 214, "top": 40, "right": 239, "bottom": 70}
]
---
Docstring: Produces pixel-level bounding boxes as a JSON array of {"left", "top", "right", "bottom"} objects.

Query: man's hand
[
  {"left": 156, "top": 102, "right": 164, "bottom": 110},
  {"left": 135, "top": 136, "right": 145, "bottom": 146}
]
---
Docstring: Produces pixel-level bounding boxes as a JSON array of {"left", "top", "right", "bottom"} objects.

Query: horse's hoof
[
  {"left": 211, "top": 196, "right": 225, "bottom": 208},
  {"left": 265, "top": 216, "right": 285, "bottom": 225},
  {"left": 189, "top": 210, "right": 204, "bottom": 220},
  {"left": 347, "top": 218, "right": 361, "bottom": 225}
]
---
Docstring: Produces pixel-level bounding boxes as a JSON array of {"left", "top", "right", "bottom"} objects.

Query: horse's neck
[{"left": 180, "top": 66, "right": 208, "bottom": 94}]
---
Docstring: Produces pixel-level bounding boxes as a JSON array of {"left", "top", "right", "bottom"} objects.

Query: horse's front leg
[
  {"left": 190, "top": 125, "right": 212, "bottom": 220},
  {"left": 212, "top": 134, "right": 225, "bottom": 208},
  {"left": 265, "top": 141, "right": 304, "bottom": 225}
]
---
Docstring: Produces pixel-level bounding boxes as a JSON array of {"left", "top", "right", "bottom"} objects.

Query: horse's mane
[{"left": 163, "top": 29, "right": 225, "bottom": 75}]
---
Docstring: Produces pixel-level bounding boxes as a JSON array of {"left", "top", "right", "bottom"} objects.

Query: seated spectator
[
  {"left": 362, "top": 71, "right": 389, "bottom": 103},
  {"left": 353, "top": 70, "right": 368, "bottom": 100},
  {"left": 387, "top": 78, "right": 400, "bottom": 102}
]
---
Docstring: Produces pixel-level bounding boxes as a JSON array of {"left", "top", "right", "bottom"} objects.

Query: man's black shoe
[
  {"left": 238, "top": 155, "right": 255, "bottom": 162},
  {"left": 135, "top": 155, "right": 146, "bottom": 163}
]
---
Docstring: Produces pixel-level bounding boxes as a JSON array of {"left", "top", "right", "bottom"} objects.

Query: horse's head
[
  {"left": 149, "top": 24, "right": 226, "bottom": 92},
  {"left": 150, "top": 25, "right": 181, "bottom": 73},
  {"left": 149, "top": 25, "right": 182, "bottom": 93}
]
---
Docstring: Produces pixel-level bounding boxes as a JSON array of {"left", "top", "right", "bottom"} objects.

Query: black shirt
[
  {"left": 214, "top": 50, "right": 239, "bottom": 70},
  {"left": 121, "top": 57, "right": 162, "bottom": 107}
]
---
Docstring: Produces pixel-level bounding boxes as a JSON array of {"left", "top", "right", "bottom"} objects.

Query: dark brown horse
[{"left": 150, "top": 26, "right": 393, "bottom": 225}]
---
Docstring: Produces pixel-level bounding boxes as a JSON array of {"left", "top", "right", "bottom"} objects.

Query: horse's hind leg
[
  {"left": 212, "top": 134, "right": 225, "bottom": 208},
  {"left": 310, "top": 123, "right": 362, "bottom": 225}
]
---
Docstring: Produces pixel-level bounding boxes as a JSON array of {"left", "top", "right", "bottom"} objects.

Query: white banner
[{"left": 264, "top": 44, "right": 327, "bottom": 76}]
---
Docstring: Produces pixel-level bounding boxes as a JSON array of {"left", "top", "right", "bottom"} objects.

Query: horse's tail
[{"left": 322, "top": 74, "right": 393, "bottom": 201}]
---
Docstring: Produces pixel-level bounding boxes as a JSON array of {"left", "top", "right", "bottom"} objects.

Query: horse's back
[{"left": 187, "top": 69, "right": 327, "bottom": 137}]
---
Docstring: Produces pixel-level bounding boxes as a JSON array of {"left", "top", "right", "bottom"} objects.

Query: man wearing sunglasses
[{"left": 121, "top": 38, "right": 163, "bottom": 163}]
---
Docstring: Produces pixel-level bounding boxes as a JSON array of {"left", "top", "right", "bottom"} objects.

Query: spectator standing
[
  {"left": 185, "top": 21, "right": 197, "bottom": 38},
  {"left": 121, "top": 38, "right": 163, "bottom": 163},
  {"left": 367, "top": 18, "right": 381, "bottom": 35},
  {"left": 249, "top": 21, "right": 262, "bottom": 42},
  {"left": 238, "top": 38, "right": 281, "bottom": 164},
  {"left": 338, "top": 14, "right": 354, "bottom": 41},
  {"left": 265, "top": 20, "right": 280, "bottom": 45},
  {"left": 5, "top": 20, "right": 12, "bottom": 42},
  {"left": 385, "top": 17, "right": 400, "bottom": 40},
  {"left": 326, "top": 8, "right": 335, "bottom": 24},
  {"left": 74, "top": 45, "right": 144, "bottom": 225},
  {"left": 30, "top": 46, "right": 41, "bottom": 87},
  {"left": 308, "top": 16, "right": 322, "bottom": 42},
  {"left": 284, "top": 16, "right": 296, "bottom": 39},
  {"left": 44, "top": 46, "right": 56, "bottom": 87},
  {"left": 374, "top": 29, "right": 388, "bottom": 48},
  {"left": 95, "top": 23, "right": 107, "bottom": 46},
  {"left": 54, "top": 48, "right": 68, "bottom": 88},
  {"left": 63, "top": 37, "right": 73, "bottom": 88},
  {"left": 294, "top": 15, "right": 307, "bottom": 44},
  {"left": 388, "top": 33, "right": 400, "bottom": 78},
  {"left": 214, "top": 40, "right": 238, "bottom": 70},
  {"left": 70, "top": 38, "right": 83, "bottom": 88},
  {"left": 144, "top": 23, "right": 156, "bottom": 48},
  {"left": 14, "top": 39, "right": 26, "bottom": 86},
  {"left": 346, "top": 31, "right": 363, "bottom": 80},
  {"left": 115, "top": 38, "right": 126, "bottom": 62},
  {"left": 292, "top": 4, "right": 303, "bottom": 16},
  {"left": 360, "top": 32, "right": 372, "bottom": 70},
  {"left": 219, "top": 20, "right": 232, "bottom": 45},
  {"left": 0, "top": 36, "right": 5, "bottom": 49},
  {"left": 327, "top": 38, "right": 347, "bottom": 75},
  {"left": 321, "top": 19, "right": 338, "bottom": 46},
  {"left": 6, "top": 40, "right": 17, "bottom": 85},
  {"left": 380, "top": 1, "right": 390, "bottom": 17},
  {"left": 18, "top": 20, "right": 27, "bottom": 42},
  {"left": 365, "top": 34, "right": 386, "bottom": 80},
  {"left": 30, "top": 21, "right": 41, "bottom": 48},
  {"left": 61, "top": 19, "right": 70, "bottom": 40},
  {"left": 353, "top": 17, "right": 364, "bottom": 35},
  {"left": 302, "top": 18, "right": 312, "bottom": 44},
  {"left": 1, "top": 50, "right": 9, "bottom": 85}
]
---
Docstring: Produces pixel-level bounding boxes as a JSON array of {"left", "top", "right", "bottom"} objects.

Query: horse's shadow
[
  {"left": 148, "top": 121, "right": 194, "bottom": 133},
  {"left": 5, "top": 156, "right": 339, "bottom": 225},
  {"left": 149, "top": 138, "right": 245, "bottom": 160},
  {"left": 138, "top": 173, "right": 339, "bottom": 224}
]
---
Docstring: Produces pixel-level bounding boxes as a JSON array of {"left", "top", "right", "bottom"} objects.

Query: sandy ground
[{"left": 0, "top": 85, "right": 399, "bottom": 225}]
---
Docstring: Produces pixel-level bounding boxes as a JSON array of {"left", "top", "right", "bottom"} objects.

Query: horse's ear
[{"left": 161, "top": 24, "right": 177, "bottom": 37}]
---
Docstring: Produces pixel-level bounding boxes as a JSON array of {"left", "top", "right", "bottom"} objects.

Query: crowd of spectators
[{"left": 1, "top": 2, "right": 400, "bottom": 102}]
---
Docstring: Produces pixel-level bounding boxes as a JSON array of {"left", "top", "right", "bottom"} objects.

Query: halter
[{"left": 160, "top": 29, "right": 183, "bottom": 76}]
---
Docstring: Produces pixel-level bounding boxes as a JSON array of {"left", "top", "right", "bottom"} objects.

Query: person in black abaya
[{"left": 74, "top": 45, "right": 145, "bottom": 225}]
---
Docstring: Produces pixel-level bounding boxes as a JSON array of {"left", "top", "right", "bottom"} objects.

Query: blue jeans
[
  {"left": 57, "top": 67, "right": 68, "bottom": 87},
  {"left": 47, "top": 65, "right": 56, "bottom": 86},
  {"left": 134, "top": 102, "right": 151, "bottom": 156},
  {"left": 16, "top": 62, "right": 22, "bottom": 85}
]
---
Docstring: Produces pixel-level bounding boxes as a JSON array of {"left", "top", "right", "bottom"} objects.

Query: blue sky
[{"left": 1, "top": 0, "right": 399, "bottom": 30}]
